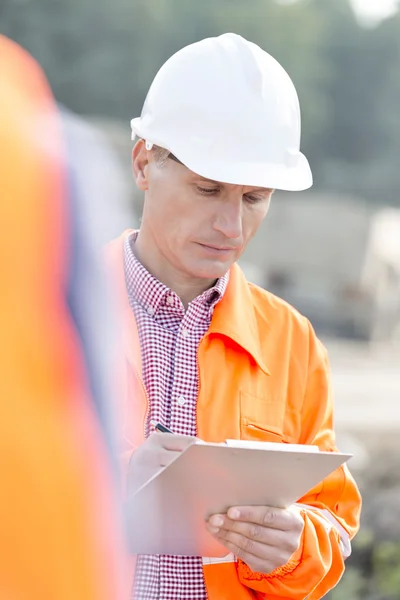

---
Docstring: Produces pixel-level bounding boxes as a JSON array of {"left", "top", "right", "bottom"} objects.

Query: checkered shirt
[{"left": 124, "top": 231, "right": 229, "bottom": 600}]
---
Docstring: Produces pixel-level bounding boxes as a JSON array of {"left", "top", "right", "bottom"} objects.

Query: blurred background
[{"left": 1, "top": 0, "right": 399, "bottom": 597}]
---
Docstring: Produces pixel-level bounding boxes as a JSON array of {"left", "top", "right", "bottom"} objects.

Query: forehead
[
  {"left": 167, "top": 152, "right": 273, "bottom": 193},
  {"left": 189, "top": 171, "right": 272, "bottom": 193}
]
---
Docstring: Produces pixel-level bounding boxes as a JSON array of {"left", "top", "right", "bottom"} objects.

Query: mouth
[{"left": 197, "top": 243, "right": 238, "bottom": 253}]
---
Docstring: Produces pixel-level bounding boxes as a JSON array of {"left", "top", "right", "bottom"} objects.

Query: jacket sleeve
[{"left": 237, "top": 321, "right": 362, "bottom": 600}]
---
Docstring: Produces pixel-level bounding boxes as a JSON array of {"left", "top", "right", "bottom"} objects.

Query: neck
[{"left": 134, "top": 229, "right": 216, "bottom": 308}]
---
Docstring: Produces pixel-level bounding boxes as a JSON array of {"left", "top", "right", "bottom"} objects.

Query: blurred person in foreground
[
  {"left": 0, "top": 35, "right": 127, "bottom": 599},
  {"left": 108, "top": 34, "right": 362, "bottom": 599}
]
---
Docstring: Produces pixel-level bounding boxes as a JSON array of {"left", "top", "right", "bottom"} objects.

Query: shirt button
[
  {"left": 146, "top": 306, "right": 155, "bottom": 316},
  {"left": 177, "top": 395, "right": 187, "bottom": 406},
  {"left": 181, "top": 327, "right": 189, "bottom": 338},
  {"left": 166, "top": 295, "right": 174, "bottom": 305}
]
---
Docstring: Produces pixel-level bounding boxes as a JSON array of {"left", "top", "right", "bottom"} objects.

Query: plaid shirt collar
[{"left": 124, "top": 230, "right": 229, "bottom": 315}]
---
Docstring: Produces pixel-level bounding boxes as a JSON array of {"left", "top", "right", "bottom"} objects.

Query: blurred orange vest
[{"left": 0, "top": 35, "right": 123, "bottom": 600}]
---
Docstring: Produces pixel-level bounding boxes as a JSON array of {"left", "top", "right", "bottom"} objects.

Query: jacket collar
[
  {"left": 106, "top": 231, "right": 270, "bottom": 376},
  {"left": 208, "top": 263, "right": 270, "bottom": 375}
]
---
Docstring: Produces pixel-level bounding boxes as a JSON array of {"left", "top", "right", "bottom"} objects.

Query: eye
[
  {"left": 197, "top": 185, "right": 220, "bottom": 195},
  {"left": 244, "top": 194, "right": 266, "bottom": 205}
]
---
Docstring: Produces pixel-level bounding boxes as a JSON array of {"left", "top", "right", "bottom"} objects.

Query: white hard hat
[{"left": 131, "top": 33, "right": 312, "bottom": 191}]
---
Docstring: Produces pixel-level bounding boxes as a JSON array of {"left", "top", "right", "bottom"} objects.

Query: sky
[
  {"left": 350, "top": 0, "right": 399, "bottom": 25},
  {"left": 278, "top": 0, "right": 399, "bottom": 26}
]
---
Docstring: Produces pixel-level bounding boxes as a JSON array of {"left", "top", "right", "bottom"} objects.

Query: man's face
[{"left": 133, "top": 141, "right": 273, "bottom": 281}]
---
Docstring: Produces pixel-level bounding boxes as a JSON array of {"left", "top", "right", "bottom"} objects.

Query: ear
[{"left": 132, "top": 140, "right": 149, "bottom": 191}]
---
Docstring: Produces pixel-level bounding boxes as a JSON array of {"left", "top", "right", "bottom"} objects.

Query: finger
[
  {"left": 208, "top": 529, "right": 281, "bottom": 574},
  {"left": 206, "top": 516, "right": 299, "bottom": 554},
  {"left": 158, "top": 449, "right": 181, "bottom": 467},
  {"left": 138, "top": 448, "right": 181, "bottom": 468},
  {"left": 155, "top": 432, "right": 197, "bottom": 452},
  {"left": 226, "top": 506, "right": 302, "bottom": 532}
]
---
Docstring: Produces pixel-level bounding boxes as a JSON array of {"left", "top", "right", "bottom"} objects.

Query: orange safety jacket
[{"left": 108, "top": 231, "right": 361, "bottom": 600}]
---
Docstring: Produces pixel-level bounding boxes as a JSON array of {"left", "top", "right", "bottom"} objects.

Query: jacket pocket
[
  {"left": 240, "top": 390, "right": 289, "bottom": 443},
  {"left": 240, "top": 420, "right": 285, "bottom": 442}
]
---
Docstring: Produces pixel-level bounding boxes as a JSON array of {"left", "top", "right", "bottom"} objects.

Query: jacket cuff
[{"left": 237, "top": 508, "right": 344, "bottom": 600}]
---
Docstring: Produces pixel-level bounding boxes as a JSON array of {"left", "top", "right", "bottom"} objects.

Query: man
[{"left": 108, "top": 33, "right": 361, "bottom": 600}]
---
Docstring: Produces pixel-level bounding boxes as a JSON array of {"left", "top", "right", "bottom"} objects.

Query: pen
[{"left": 150, "top": 420, "right": 174, "bottom": 434}]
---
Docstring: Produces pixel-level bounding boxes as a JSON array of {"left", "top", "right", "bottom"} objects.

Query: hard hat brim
[
  {"left": 174, "top": 149, "right": 313, "bottom": 192},
  {"left": 131, "top": 118, "right": 313, "bottom": 192}
]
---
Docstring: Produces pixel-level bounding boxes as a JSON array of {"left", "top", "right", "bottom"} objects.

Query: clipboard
[{"left": 127, "top": 437, "right": 352, "bottom": 556}]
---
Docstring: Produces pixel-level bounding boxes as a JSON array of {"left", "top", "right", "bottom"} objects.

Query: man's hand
[
  {"left": 128, "top": 432, "right": 196, "bottom": 495},
  {"left": 206, "top": 505, "right": 304, "bottom": 574}
]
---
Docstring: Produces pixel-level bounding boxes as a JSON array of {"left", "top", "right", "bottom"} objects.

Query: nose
[{"left": 213, "top": 195, "right": 243, "bottom": 240}]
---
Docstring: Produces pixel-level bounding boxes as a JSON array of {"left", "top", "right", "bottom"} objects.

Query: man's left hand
[{"left": 206, "top": 505, "right": 304, "bottom": 574}]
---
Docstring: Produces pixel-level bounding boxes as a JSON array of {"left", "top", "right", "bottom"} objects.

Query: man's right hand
[{"left": 128, "top": 431, "right": 196, "bottom": 495}]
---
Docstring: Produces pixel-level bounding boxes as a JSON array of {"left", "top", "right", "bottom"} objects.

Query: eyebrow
[
  {"left": 197, "top": 180, "right": 274, "bottom": 194},
  {"left": 197, "top": 176, "right": 221, "bottom": 186},
  {"left": 197, "top": 179, "right": 274, "bottom": 193}
]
